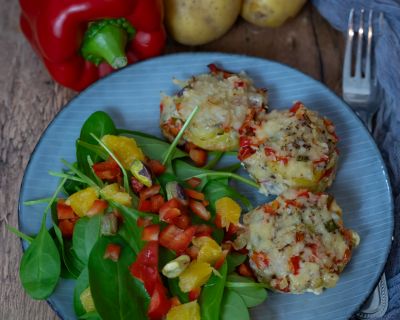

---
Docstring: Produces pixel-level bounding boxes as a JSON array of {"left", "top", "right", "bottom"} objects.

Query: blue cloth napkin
[{"left": 312, "top": 0, "right": 400, "bottom": 318}]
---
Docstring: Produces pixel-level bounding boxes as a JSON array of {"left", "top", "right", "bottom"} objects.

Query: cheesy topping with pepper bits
[
  {"left": 160, "top": 64, "right": 268, "bottom": 151},
  {"left": 237, "top": 189, "right": 360, "bottom": 294},
  {"left": 238, "top": 102, "right": 339, "bottom": 196}
]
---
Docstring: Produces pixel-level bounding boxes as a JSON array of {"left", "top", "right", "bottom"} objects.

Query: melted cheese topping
[
  {"left": 240, "top": 189, "right": 359, "bottom": 294},
  {"left": 160, "top": 68, "right": 268, "bottom": 151},
  {"left": 240, "top": 103, "right": 339, "bottom": 195}
]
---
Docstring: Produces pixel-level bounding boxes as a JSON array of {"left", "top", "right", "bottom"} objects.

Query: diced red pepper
[
  {"left": 238, "top": 263, "right": 254, "bottom": 278},
  {"left": 140, "top": 185, "right": 161, "bottom": 200},
  {"left": 147, "top": 281, "right": 171, "bottom": 320},
  {"left": 58, "top": 219, "right": 75, "bottom": 238},
  {"left": 289, "top": 101, "right": 303, "bottom": 114},
  {"left": 239, "top": 136, "right": 253, "bottom": 148},
  {"left": 103, "top": 243, "right": 121, "bottom": 262},
  {"left": 86, "top": 199, "right": 108, "bottom": 217},
  {"left": 214, "top": 213, "right": 223, "bottom": 229},
  {"left": 290, "top": 255, "right": 301, "bottom": 275},
  {"left": 160, "top": 208, "right": 181, "bottom": 223},
  {"left": 238, "top": 146, "right": 256, "bottom": 161},
  {"left": 172, "top": 214, "right": 191, "bottom": 230},
  {"left": 188, "top": 287, "right": 201, "bottom": 301},
  {"left": 57, "top": 200, "right": 76, "bottom": 220},
  {"left": 184, "top": 189, "right": 205, "bottom": 201},
  {"left": 189, "top": 148, "right": 208, "bottom": 167},
  {"left": 130, "top": 241, "right": 171, "bottom": 319},
  {"left": 142, "top": 224, "right": 160, "bottom": 241},
  {"left": 130, "top": 241, "right": 159, "bottom": 294},
  {"left": 131, "top": 177, "right": 145, "bottom": 193},
  {"left": 189, "top": 200, "right": 211, "bottom": 221},
  {"left": 139, "top": 199, "right": 153, "bottom": 212},
  {"left": 150, "top": 194, "right": 165, "bottom": 213},
  {"left": 208, "top": 63, "right": 234, "bottom": 79},
  {"left": 159, "top": 225, "right": 196, "bottom": 253},
  {"left": 214, "top": 250, "right": 228, "bottom": 270},
  {"left": 251, "top": 252, "right": 270, "bottom": 269},
  {"left": 263, "top": 205, "right": 277, "bottom": 216},
  {"left": 285, "top": 199, "right": 303, "bottom": 208},
  {"left": 137, "top": 216, "right": 153, "bottom": 228},
  {"left": 92, "top": 158, "right": 121, "bottom": 181},
  {"left": 195, "top": 224, "right": 213, "bottom": 237},
  {"left": 147, "top": 159, "right": 166, "bottom": 176},
  {"left": 186, "top": 177, "right": 202, "bottom": 188}
]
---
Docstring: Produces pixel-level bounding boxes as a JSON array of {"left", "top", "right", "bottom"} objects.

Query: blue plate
[{"left": 19, "top": 52, "right": 394, "bottom": 320}]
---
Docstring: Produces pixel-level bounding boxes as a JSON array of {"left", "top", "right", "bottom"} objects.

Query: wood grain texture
[{"left": 0, "top": 2, "right": 343, "bottom": 319}]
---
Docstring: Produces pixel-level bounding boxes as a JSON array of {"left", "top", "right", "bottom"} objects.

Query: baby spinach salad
[{"left": 11, "top": 110, "right": 268, "bottom": 320}]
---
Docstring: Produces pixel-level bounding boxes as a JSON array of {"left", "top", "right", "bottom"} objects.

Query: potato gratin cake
[
  {"left": 238, "top": 102, "right": 339, "bottom": 196},
  {"left": 160, "top": 64, "right": 268, "bottom": 151},
  {"left": 236, "top": 189, "right": 360, "bottom": 294}
]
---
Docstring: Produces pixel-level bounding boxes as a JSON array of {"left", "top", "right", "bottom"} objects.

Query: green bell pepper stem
[{"left": 81, "top": 18, "right": 135, "bottom": 69}]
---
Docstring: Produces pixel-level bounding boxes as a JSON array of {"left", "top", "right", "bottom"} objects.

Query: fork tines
[{"left": 344, "top": 9, "right": 373, "bottom": 80}]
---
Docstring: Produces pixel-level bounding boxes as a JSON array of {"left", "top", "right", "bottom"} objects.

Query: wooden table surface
[{"left": 0, "top": 2, "right": 344, "bottom": 319}]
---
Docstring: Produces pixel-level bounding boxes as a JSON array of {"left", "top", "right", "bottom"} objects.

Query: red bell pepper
[
  {"left": 129, "top": 241, "right": 171, "bottom": 319},
  {"left": 19, "top": 0, "right": 166, "bottom": 91}
]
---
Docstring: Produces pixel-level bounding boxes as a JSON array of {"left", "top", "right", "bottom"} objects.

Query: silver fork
[
  {"left": 342, "top": 9, "right": 389, "bottom": 319},
  {"left": 343, "top": 9, "right": 377, "bottom": 132}
]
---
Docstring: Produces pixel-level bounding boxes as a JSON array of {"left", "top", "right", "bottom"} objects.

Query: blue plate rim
[{"left": 17, "top": 51, "right": 395, "bottom": 319}]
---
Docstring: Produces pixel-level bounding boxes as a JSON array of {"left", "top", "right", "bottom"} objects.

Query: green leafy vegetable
[
  {"left": 19, "top": 222, "right": 61, "bottom": 299},
  {"left": 226, "top": 253, "right": 247, "bottom": 274},
  {"left": 225, "top": 274, "right": 268, "bottom": 307},
  {"left": 77, "top": 111, "right": 117, "bottom": 179},
  {"left": 199, "top": 261, "right": 228, "bottom": 320},
  {"left": 202, "top": 151, "right": 224, "bottom": 170},
  {"left": 88, "top": 235, "right": 150, "bottom": 320},
  {"left": 72, "top": 215, "right": 102, "bottom": 265},
  {"left": 220, "top": 288, "right": 250, "bottom": 320},
  {"left": 74, "top": 267, "right": 90, "bottom": 317}
]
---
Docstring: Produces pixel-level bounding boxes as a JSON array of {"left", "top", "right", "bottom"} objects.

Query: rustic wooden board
[{"left": 0, "top": 2, "right": 343, "bottom": 319}]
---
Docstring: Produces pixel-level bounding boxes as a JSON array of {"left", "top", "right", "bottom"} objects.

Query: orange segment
[
  {"left": 215, "top": 197, "right": 241, "bottom": 230},
  {"left": 66, "top": 187, "right": 98, "bottom": 217},
  {"left": 101, "top": 135, "right": 144, "bottom": 169}
]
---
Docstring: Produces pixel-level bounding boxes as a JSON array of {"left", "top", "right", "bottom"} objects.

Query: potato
[
  {"left": 241, "top": 0, "right": 307, "bottom": 28},
  {"left": 164, "top": 0, "right": 242, "bottom": 46}
]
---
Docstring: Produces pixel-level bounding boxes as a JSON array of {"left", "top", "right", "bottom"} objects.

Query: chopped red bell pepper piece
[
  {"left": 238, "top": 263, "right": 254, "bottom": 278},
  {"left": 142, "top": 224, "right": 160, "bottom": 242},
  {"left": 195, "top": 224, "right": 213, "bottom": 237},
  {"left": 86, "top": 199, "right": 108, "bottom": 217},
  {"left": 290, "top": 255, "right": 301, "bottom": 275},
  {"left": 185, "top": 177, "right": 202, "bottom": 188},
  {"left": 251, "top": 252, "right": 270, "bottom": 269},
  {"left": 57, "top": 200, "right": 76, "bottom": 220},
  {"left": 159, "top": 225, "right": 196, "bottom": 254},
  {"left": 104, "top": 243, "right": 121, "bottom": 262},
  {"left": 139, "top": 199, "right": 153, "bottom": 212},
  {"left": 289, "top": 101, "right": 303, "bottom": 114},
  {"left": 129, "top": 241, "right": 171, "bottom": 319},
  {"left": 184, "top": 189, "right": 205, "bottom": 201},
  {"left": 189, "top": 200, "right": 211, "bottom": 221},
  {"left": 150, "top": 194, "right": 165, "bottom": 213},
  {"left": 140, "top": 185, "right": 161, "bottom": 200},
  {"left": 189, "top": 148, "right": 208, "bottom": 167},
  {"left": 188, "top": 287, "right": 201, "bottom": 301},
  {"left": 92, "top": 158, "right": 122, "bottom": 181},
  {"left": 172, "top": 214, "right": 191, "bottom": 230},
  {"left": 147, "top": 159, "right": 166, "bottom": 176},
  {"left": 58, "top": 219, "right": 76, "bottom": 238},
  {"left": 19, "top": 0, "right": 166, "bottom": 91}
]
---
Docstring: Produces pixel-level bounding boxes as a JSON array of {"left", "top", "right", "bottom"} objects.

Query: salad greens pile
[{"left": 10, "top": 110, "right": 267, "bottom": 320}]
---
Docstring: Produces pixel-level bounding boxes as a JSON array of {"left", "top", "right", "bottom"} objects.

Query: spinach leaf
[
  {"left": 220, "top": 288, "right": 250, "bottom": 320},
  {"left": 226, "top": 253, "right": 247, "bottom": 274},
  {"left": 77, "top": 111, "right": 117, "bottom": 179},
  {"left": 79, "top": 312, "right": 102, "bottom": 320},
  {"left": 225, "top": 274, "right": 268, "bottom": 308},
  {"left": 19, "top": 222, "right": 61, "bottom": 299},
  {"left": 109, "top": 200, "right": 150, "bottom": 254},
  {"left": 88, "top": 235, "right": 150, "bottom": 320},
  {"left": 117, "top": 129, "right": 187, "bottom": 162},
  {"left": 199, "top": 261, "right": 227, "bottom": 320},
  {"left": 74, "top": 267, "right": 90, "bottom": 317},
  {"left": 72, "top": 215, "right": 102, "bottom": 265}
]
